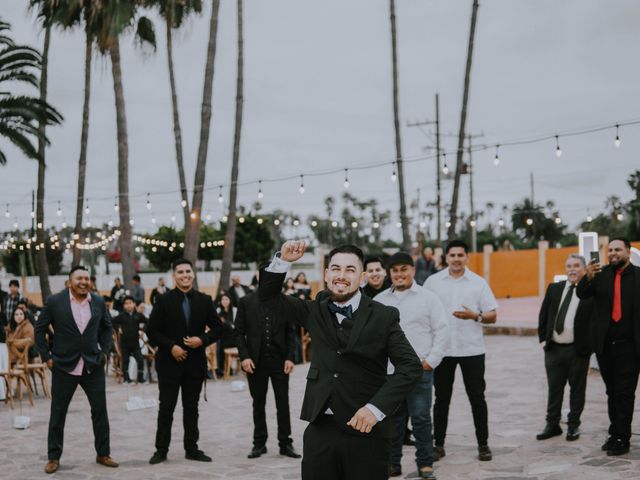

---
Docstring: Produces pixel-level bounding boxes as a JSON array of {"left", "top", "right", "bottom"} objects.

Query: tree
[
  {"left": 511, "top": 198, "right": 565, "bottom": 247},
  {"left": 184, "top": 0, "right": 222, "bottom": 264},
  {"left": 447, "top": 0, "right": 479, "bottom": 239},
  {"left": 219, "top": 0, "right": 245, "bottom": 292},
  {"left": 388, "top": 0, "right": 410, "bottom": 250},
  {"left": 626, "top": 170, "right": 640, "bottom": 240}
]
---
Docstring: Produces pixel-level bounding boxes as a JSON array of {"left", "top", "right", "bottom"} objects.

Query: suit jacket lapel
[
  {"left": 318, "top": 297, "right": 339, "bottom": 347},
  {"left": 346, "top": 295, "right": 372, "bottom": 351},
  {"left": 550, "top": 281, "right": 565, "bottom": 320},
  {"left": 85, "top": 293, "right": 101, "bottom": 334},
  {"left": 63, "top": 289, "right": 82, "bottom": 335}
]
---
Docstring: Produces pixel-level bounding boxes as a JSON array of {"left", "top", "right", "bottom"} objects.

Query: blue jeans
[{"left": 390, "top": 370, "right": 433, "bottom": 469}]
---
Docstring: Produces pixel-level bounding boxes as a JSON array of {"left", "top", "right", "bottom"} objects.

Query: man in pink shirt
[{"left": 35, "top": 266, "right": 117, "bottom": 474}]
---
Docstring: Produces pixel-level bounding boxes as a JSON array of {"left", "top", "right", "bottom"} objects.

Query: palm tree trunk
[
  {"left": 447, "top": 0, "right": 479, "bottom": 240},
  {"left": 219, "top": 0, "right": 244, "bottom": 293},
  {"left": 109, "top": 39, "right": 135, "bottom": 289},
  {"left": 73, "top": 29, "right": 92, "bottom": 266},
  {"left": 166, "top": 14, "right": 189, "bottom": 228},
  {"left": 184, "top": 0, "right": 221, "bottom": 264},
  {"left": 389, "top": 0, "right": 410, "bottom": 251},
  {"left": 35, "top": 21, "right": 51, "bottom": 300}
]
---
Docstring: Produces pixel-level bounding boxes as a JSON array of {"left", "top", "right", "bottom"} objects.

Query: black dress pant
[
  {"left": 433, "top": 354, "right": 488, "bottom": 446},
  {"left": 301, "top": 414, "right": 389, "bottom": 480},
  {"left": 155, "top": 373, "right": 204, "bottom": 454},
  {"left": 596, "top": 340, "right": 640, "bottom": 443},
  {"left": 48, "top": 366, "right": 110, "bottom": 460},
  {"left": 247, "top": 355, "right": 292, "bottom": 448},
  {"left": 121, "top": 345, "right": 144, "bottom": 382},
  {"left": 544, "top": 343, "right": 589, "bottom": 427}
]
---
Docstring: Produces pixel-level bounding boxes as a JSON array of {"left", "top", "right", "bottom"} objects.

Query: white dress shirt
[
  {"left": 375, "top": 282, "right": 449, "bottom": 373},
  {"left": 423, "top": 267, "right": 498, "bottom": 357},
  {"left": 552, "top": 282, "right": 580, "bottom": 344}
]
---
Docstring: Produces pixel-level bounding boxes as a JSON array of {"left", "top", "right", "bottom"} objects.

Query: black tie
[
  {"left": 554, "top": 284, "right": 575, "bottom": 334},
  {"left": 182, "top": 294, "right": 191, "bottom": 328},
  {"left": 328, "top": 302, "right": 353, "bottom": 320}
]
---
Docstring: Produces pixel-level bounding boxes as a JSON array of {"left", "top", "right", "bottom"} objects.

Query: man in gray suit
[{"left": 35, "top": 266, "right": 117, "bottom": 474}]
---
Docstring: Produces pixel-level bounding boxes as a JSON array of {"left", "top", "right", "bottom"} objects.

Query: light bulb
[
  {"left": 554, "top": 217, "right": 562, "bottom": 225},
  {"left": 343, "top": 179, "right": 350, "bottom": 189},
  {"left": 372, "top": 222, "right": 379, "bottom": 229},
  {"left": 493, "top": 145, "right": 500, "bottom": 166},
  {"left": 258, "top": 189, "right": 264, "bottom": 199},
  {"left": 293, "top": 219, "right": 300, "bottom": 226},
  {"left": 555, "top": 146, "right": 562, "bottom": 158},
  {"left": 30, "top": 210, "right": 35, "bottom": 218},
  {"left": 257, "top": 218, "right": 263, "bottom": 225},
  {"left": 470, "top": 220, "right": 476, "bottom": 227},
  {"left": 171, "top": 214, "right": 176, "bottom": 223},
  {"left": 526, "top": 218, "right": 533, "bottom": 226},
  {"left": 586, "top": 215, "right": 592, "bottom": 222},
  {"left": 299, "top": 185, "right": 305, "bottom": 194},
  {"left": 181, "top": 199, "right": 187, "bottom": 208},
  {"left": 331, "top": 221, "right": 338, "bottom": 228},
  {"left": 311, "top": 220, "right": 318, "bottom": 227},
  {"left": 351, "top": 221, "right": 358, "bottom": 228},
  {"left": 218, "top": 194, "right": 224, "bottom": 204},
  {"left": 614, "top": 125, "right": 621, "bottom": 148},
  {"left": 391, "top": 171, "right": 397, "bottom": 182},
  {"left": 274, "top": 219, "right": 280, "bottom": 226},
  {"left": 57, "top": 201, "right": 62, "bottom": 216},
  {"left": 443, "top": 165, "right": 450, "bottom": 175}
]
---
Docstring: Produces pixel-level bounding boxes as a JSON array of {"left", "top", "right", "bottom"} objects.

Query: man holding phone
[{"left": 577, "top": 237, "right": 640, "bottom": 456}]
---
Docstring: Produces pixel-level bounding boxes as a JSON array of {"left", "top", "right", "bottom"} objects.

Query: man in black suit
[
  {"left": 35, "top": 265, "right": 117, "bottom": 474},
  {"left": 260, "top": 241, "right": 422, "bottom": 480},
  {"left": 112, "top": 296, "right": 147, "bottom": 383},
  {"left": 577, "top": 237, "right": 640, "bottom": 456},
  {"left": 229, "top": 275, "right": 252, "bottom": 306},
  {"left": 147, "top": 258, "right": 223, "bottom": 464},
  {"left": 235, "top": 286, "right": 300, "bottom": 459},
  {"left": 537, "top": 253, "right": 593, "bottom": 442}
]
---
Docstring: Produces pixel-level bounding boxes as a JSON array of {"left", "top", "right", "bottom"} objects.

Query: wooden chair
[
  {"left": 141, "top": 335, "right": 156, "bottom": 384},
  {"left": 26, "top": 353, "right": 51, "bottom": 399},
  {"left": 301, "top": 327, "right": 312, "bottom": 363},
  {"left": 0, "top": 347, "right": 14, "bottom": 409},
  {"left": 110, "top": 331, "right": 124, "bottom": 383},
  {"left": 206, "top": 343, "right": 218, "bottom": 380},
  {"left": 7, "top": 340, "right": 34, "bottom": 407},
  {"left": 223, "top": 347, "right": 239, "bottom": 380}
]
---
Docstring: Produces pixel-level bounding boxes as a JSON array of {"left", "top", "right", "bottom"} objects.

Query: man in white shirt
[
  {"left": 376, "top": 252, "right": 449, "bottom": 480},
  {"left": 423, "top": 240, "right": 498, "bottom": 462}
]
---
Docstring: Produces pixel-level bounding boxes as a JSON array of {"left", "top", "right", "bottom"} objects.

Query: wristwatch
[{"left": 476, "top": 313, "right": 483, "bottom": 323}]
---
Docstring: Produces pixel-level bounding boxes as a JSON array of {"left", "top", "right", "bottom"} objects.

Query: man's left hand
[
  {"left": 183, "top": 336, "right": 203, "bottom": 349},
  {"left": 284, "top": 360, "right": 295, "bottom": 374},
  {"left": 452, "top": 305, "right": 478, "bottom": 320},
  {"left": 346, "top": 406, "right": 378, "bottom": 434}
]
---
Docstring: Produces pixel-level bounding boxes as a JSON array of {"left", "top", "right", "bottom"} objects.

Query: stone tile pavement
[{"left": 1, "top": 335, "right": 639, "bottom": 479}]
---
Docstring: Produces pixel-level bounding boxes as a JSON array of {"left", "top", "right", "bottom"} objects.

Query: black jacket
[
  {"left": 538, "top": 280, "right": 594, "bottom": 357},
  {"left": 577, "top": 264, "right": 640, "bottom": 356},
  {"left": 113, "top": 311, "right": 147, "bottom": 349},
  {"left": 147, "top": 288, "right": 223, "bottom": 380},
  {"left": 259, "top": 269, "right": 422, "bottom": 438},
  {"left": 234, "top": 291, "right": 296, "bottom": 365},
  {"left": 229, "top": 284, "right": 252, "bottom": 307},
  {"left": 35, "top": 289, "right": 113, "bottom": 373}
]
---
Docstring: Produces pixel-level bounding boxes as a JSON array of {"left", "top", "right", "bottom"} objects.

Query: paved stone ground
[{"left": 1, "top": 335, "right": 640, "bottom": 479}]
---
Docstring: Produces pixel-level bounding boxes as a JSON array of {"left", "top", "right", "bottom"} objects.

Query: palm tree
[
  {"left": 388, "top": 0, "right": 411, "bottom": 251},
  {"left": 218, "top": 0, "right": 244, "bottom": 292},
  {"left": 183, "top": 0, "right": 221, "bottom": 264},
  {"left": 154, "top": 0, "right": 203, "bottom": 228},
  {"left": 89, "top": 1, "right": 156, "bottom": 289},
  {"left": 447, "top": 0, "right": 479, "bottom": 240}
]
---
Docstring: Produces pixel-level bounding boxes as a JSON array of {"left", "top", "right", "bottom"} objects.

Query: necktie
[
  {"left": 328, "top": 302, "right": 353, "bottom": 320},
  {"left": 612, "top": 269, "right": 622, "bottom": 322},
  {"left": 182, "top": 294, "right": 191, "bottom": 328},
  {"left": 554, "top": 284, "right": 575, "bottom": 334}
]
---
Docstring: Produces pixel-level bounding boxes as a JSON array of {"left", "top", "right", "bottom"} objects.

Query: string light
[
  {"left": 351, "top": 221, "right": 358, "bottom": 228},
  {"left": 84, "top": 198, "right": 90, "bottom": 215},
  {"left": 586, "top": 212, "right": 593, "bottom": 222},
  {"left": 171, "top": 213, "right": 176, "bottom": 223},
  {"left": 181, "top": 199, "right": 187, "bottom": 208},
  {"left": 554, "top": 216, "right": 562, "bottom": 225},
  {"left": 274, "top": 218, "right": 281, "bottom": 226},
  {"left": 470, "top": 219, "right": 477, "bottom": 227},
  {"left": 493, "top": 145, "right": 500, "bottom": 166},
  {"left": 4, "top": 204, "right": 9, "bottom": 218},
  {"left": 442, "top": 152, "right": 450, "bottom": 175},
  {"left": 310, "top": 220, "right": 318, "bottom": 227},
  {"left": 56, "top": 201, "right": 62, "bottom": 216},
  {"left": 343, "top": 169, "right": 350, "bottom": 189},
  {"left": 30, "top": 210, "right": 35, "bottom": 219},
  {"left": 616, "top": 212, "right": 624, "bottom": 221},
  {"left": 146, "top": 193, "right": 152, "bottom": 210},
  {"left": 497, "top": 218, "right": 505, "bottom": 227},
  {"left": 299, "top": 175, "right": 305, "bottom": 194},
  {"left": 331, "top": 221, "right": 338, "bottom": 228},
  {"left": 372, "top": 222, "right": 380, "bottom": 229},
  {"left": 526, "top": 218, "right": 534, "bottom": 225},
  {"left": 114, "top": 196, "right": 119, "bottom": 212},
  {"left": 390, "top": 162, "right": 397, "bottom": 182},
  {"left": 614, "top": 124, "right": 621, "bottom": 148},
  {"left": 257, "top": 180, "right": 264, "bottom": 199},
  {"left": 218, "top": 185, "right": 224, "bottom": 204},
  {"left": 555, "top": 135, "right": 562, "bottom": 158}
]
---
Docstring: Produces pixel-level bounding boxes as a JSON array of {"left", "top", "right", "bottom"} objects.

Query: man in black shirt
[
  {"left": 362, "top": 257, "right": 390, "bottom": 299},
  {"left": 577, "top": 237, "right": 640, "bottom": 456},
  {"left": 112, "top": 296, "right": 147, "bottom": 383}
]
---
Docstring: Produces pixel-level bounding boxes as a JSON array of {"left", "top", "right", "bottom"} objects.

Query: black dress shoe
[
  {"left": 601, "top": 436, "right": 614, "bottom": 451},
  {"left": 433, "top": 445, "right": 446, "bottom": 462},
  {"left": 566, "top": 426, "right": 580, "bottom": 441},
  {"left": 388, "top": 464, "right": 402, "bottom": 477},
  {"left": 185, "top": 450, "right": 212, "bottom": 462},
  {"left": 248, "top": 446, "right": 267, "bottom": 459},
  {"left": 606, "top": 438, "right": 630, "bottom": 456},
  {"left": 149, "top": 451, "right": 167, "bottom": 465},
  {"left": 279, "top": 445, "right": 301, "bottom": 458},
  {"left": 478, "top": 444, "right": 492, "bottom": 461},
  {"left": 536, "top": 424, "right": 562, "bottom": 440}
]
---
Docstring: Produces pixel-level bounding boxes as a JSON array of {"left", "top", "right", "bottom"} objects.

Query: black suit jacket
[
  {"left": 234, "top": 291, "right": 296, "bottom": 365},
  {"left": 259, "top": 269, "right": 422, "bottom": 438},
  {"left": 538, "top": 280, "right": 594, "bottom": 357},
  {"left": 35, "top": 289, "right": 113, "bottom": 373},
  {"left": 147, "top": 288, "right": 223, "bottom": 380},
  {"left": 229, "top": 284, "right": 252, "bottom": 307},
  {"left": 577, "top": 264, "right": 640, "bottom": 356}
]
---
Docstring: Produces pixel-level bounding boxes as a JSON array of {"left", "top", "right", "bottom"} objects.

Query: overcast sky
[{"left": 1, "top": 0, "right": 639, "bottom": 241}]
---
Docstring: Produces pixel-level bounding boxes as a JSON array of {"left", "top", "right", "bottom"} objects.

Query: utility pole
[{"left": 466, "top": 133, "right": 483, "bottom": 253}]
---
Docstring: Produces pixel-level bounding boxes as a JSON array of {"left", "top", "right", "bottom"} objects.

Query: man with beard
[
  {"left": 260, "top": 241, "right": 422, "bottom": 480},
  {"left": 577, "top": 237, "right": 640, "bottom": 456},
  {"left": 362, "top": 257, "right": 390, "bottom": 299}
]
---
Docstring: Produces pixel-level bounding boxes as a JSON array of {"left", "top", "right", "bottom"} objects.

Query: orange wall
[
  {"left": 544, "top": 246, "right": 578, "bottom": 286},
  {"left": 490, "top": 249, "right": 539, "bottom": 298}
]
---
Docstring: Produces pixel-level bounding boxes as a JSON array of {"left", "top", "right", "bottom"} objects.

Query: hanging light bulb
[
  {"left": 554, "top": 216, "right": 562, "bottom": 225},
  {"left": 84, "top": 198, "right": 90, "bottom": 215},
  {"left": 586, "top": 211, "right": 592, "bottom": 223},
  {"left": 4, "top": 204, "right": 9, "bottom": 218},
  {"left": 390, "top": 162, "right": 397, "bottom": 182},
  {"left": 130, "top": 218, "right": 135, "bottom": 226},
  {"left": 146, "top": 193, "right": 152, "bottom": 210},
  {"left": 555, "top": 135, "right": 562, "bottom": 158},
  {"left": 62, "top": 220, "right": 68, "bottom": 229},
  {"left": 526, "top": 218, "right": 534, "bottom": 226},
  {"left": 614, "top": 124, "right": 621, "bottom": 148},
  {"left": 343, "top": 169, "right": 350, "bottom": 189},
  {"left": 218, "top": 185, "right": 224, "bottom": 203},
  {"left": 180, "top": 199, "right": 187, "bottom": 208},
  {"left": 442, "top": 153, "right": 449, "bottom": 175},
  {"left": 616, "top": 212, "right": 624, "bottom": 221},
  {"left": 30, "top": 210, "right": 35, "bottom": 219},
  {"left": 299, "top": 174, "right": 305, "bottom": 194},
  {"left": 257, "top": 180, "right": 264, "bottom": 199},
  {"left": 57, "top": 201, "right": 62, "bottom": 216},
  {"left": 151, "top": 216, "right": 157, "bottom": 224},
  {"left": 498, "top": 218, "right": 505, "bottom": 227},
  {"left": 171, "top": 213, "right": 176, "bottom": 223},
  {"left": 493, "top": 145, "right": 500, "bottom": 166},
  {"left": 113, "top": 196, "right": 119, "bottom": 212}
]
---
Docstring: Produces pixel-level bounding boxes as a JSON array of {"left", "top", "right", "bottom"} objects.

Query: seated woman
[{"left": 7, "top": 307, "right": 35, "bottom": 359}]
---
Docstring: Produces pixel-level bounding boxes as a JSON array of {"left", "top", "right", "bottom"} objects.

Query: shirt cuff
[
  {"left": 266, "top": 255, "right": 291, "bottom": 273},
  {"left": 365, "top": 403, "right": 386, "bottom": 421}
]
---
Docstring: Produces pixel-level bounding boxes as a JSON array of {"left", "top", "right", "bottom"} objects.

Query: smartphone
[{"left": 590, "top": 251, "right": 600, "bottom": 264}]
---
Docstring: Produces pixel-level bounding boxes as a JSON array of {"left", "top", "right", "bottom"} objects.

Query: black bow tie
[{"left": 328, "top": 302, "right": 353, "bottom": 319}]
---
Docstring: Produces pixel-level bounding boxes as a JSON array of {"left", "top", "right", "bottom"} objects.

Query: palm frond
[{"left": 0, "top": 122, "right": 40, "bottom": 160}]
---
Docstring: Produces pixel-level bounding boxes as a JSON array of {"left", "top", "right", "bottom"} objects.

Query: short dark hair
[
  {"left": 133, "top": 274, "right": 141, "bottom": 282},
  {"left": 610, "top": 237, "right": 631, "bottom": 250},
  {"left": 328, "top": 245, "right": 364, "bottom": 268},
  {"left": 69, "top": 265, "right": 88, "bottom": 277},
  {"left": 9, "top": 279, "right": 19, "bottom": 288},
  {"left": 172, "top": 258, "right": 193, "bottom": 271},
  {"left": 123, "top": 295, "right": 135, "bottom": 304},
  {"left": 445, "top": 239, "right": 469, "bottom": 254},
  {"left": 364, "top": 256, "right": 384, "bottom": 270}
]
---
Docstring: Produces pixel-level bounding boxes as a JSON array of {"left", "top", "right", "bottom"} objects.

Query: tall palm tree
[
  {"left": 447, "top": 0, "right": 479, "bottom": 240},
  {"left": 183, "top": 0, "right": 221, "bottom": 264},
  {"left": 219, "top": 0, "right": 244, "bottom": 292},
  {"left": 388, "top": 0, "right": 410, "bottom": 251}
]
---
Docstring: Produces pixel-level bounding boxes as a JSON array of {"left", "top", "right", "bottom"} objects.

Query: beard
[
  {"left": 329, "top": 288, "right": 359, "bottom": 304},
  {"left": 609, "top": 258, "right": 627, "bottom": 270}
]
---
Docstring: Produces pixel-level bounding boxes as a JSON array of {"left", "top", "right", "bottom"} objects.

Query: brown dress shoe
[
  {"left": 96, "top": 456, "right": 119, "bottom": 468},
  {"left": 44, "top": 460, "right": 59, "bottom": 474}
]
